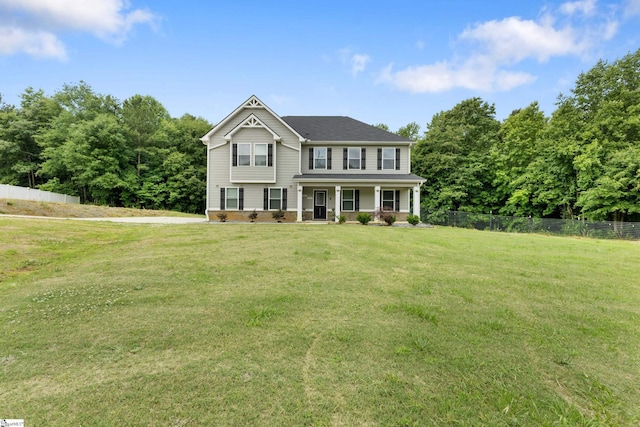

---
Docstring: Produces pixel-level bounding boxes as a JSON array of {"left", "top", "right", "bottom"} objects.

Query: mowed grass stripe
[{"left": 1, "top": 219, "right": 639, "bottom": 426}]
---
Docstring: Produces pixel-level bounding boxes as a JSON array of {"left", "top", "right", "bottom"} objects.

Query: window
[
  {"left": 238, "top": 143, "right": 251, "bottom": 166},
  {"left": 255, "top": 143, "right": 267, "bottom": 166},
  {"left": 342, "top": 189, "right": 354, "bottom": 211},
  {"left": 382, "top": 148, "right": 395, "bottom": 170},
  {"left": 264, "top": 187, "right": 287, "bottom": 210},
  {"left": 220, "top": 187, "right": 243, "bottom": 210},
  {"left": 226, "top": 187, "right": 238, "bottom": 209},
  {"left": 348, "top": 147, "right": 361, "bottom": 169},
  {"left": 382, "top": 190, "right": 395, "bottom": 210},
  {"left": 314, "top": 147, "right": 327, "bottom": 169}
]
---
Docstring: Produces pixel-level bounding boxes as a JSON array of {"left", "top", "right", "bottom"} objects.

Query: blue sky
[{"left": 1, "top": 0, "right": 639, "bottom": 131}]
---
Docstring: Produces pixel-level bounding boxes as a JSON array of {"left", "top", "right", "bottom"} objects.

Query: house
[{"left": 200, "top": 95, "right": 425, "bottom": 222}]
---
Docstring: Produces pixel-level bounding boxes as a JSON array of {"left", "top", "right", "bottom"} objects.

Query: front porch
[{"left": 295, "top": 182, "right": 422, "bottom": 222}]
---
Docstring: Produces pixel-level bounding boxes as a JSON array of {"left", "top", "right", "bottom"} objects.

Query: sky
[{"left": 1, "top": 0, "right": 639, "bottom": 132}]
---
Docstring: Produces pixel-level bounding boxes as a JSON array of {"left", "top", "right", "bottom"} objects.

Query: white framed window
[
  {"left": 342, "top": 189, "right": 355, "bottom": 211},
  {"left": 382, "top": 148, "right": 395, "bottom": 170},
  {"left": 382, "top": 190, "right": 395, "bottom": 211},
  {"left": 255, "top": 143, "right": 267, "bottom": 166},
  {"left": 314, "top": 147, "right": 327, "bottom": 169},
  {"left": 269, "top": 188, "right": 282, "bottom": 210},
  {"left": 348, "top": 147, "right": 361, "bottom": 169},
  {"left": 226, "top": 187, "right": 239, "bottom": 209},
  {"left": 238, "top": 143, "right": 251, "bottom": 166}
]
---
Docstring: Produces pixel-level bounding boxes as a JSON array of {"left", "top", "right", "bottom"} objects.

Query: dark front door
[{"left": 313, "top": 190, "right": 327, "bottom": 220}]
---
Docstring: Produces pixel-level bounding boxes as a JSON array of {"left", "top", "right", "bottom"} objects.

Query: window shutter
[
  {"left": 268, "top": 144, "right": 273, "bottom": 167},
  {"left": 361, "top": 148, "right": 366, "bottom": 170},
  {"left": 377, "top": 148, "right": 382, "bottom": 170},
  {"left": 282, "top": 188, "right": 287, "bottom": 210},
  {"left": 263, "top": 188, "right": 268, "bottom": 210},
  {"left": 343, "top": 148, "right": 348, "bottom": 170},
  {"left": 327, "top": 148, "right": 332, "bottom": 170},
  {"left": 309, "top": 147, "right": 314, "bottom": 170},
  {"left": 395, "top": 148, "right": 400, "bottom": 170},
  {"left": 239, "top": 188, "right": 244, "bottom": 210},
  {"left": 395, "top": 190, "right": 400, "bottom": 211},
  {"left": 355, "top": 190, "right": 360, "bottom": 211},
  {"left": 232, "top": 144, "right": 238, "bottom": 167},
  {"left": 220, "top": 187, "right": 226, "bottom": 210}
]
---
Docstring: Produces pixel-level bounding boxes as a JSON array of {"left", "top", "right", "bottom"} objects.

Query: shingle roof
[{"left": 281, "top": 116, "right": 410, "bottom": 142}]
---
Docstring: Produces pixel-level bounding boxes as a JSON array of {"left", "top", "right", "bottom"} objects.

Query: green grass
[{"left": 1, "top": 219, "right": 639, "bottom": 426}]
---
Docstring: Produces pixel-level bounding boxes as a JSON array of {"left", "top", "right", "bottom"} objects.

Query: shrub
[
  {"left": 407, "top": 214, "right": 420, "bottom": 225},
  {"left": 216, "top": 212, "right": 228, "bottom": 222},
  {"left": 248, "top": 210, "right": 258, "bottom": 222},
  {"left": 272, "top": 209, "right": 286, "bottom": 222},
  {"left": 375, "top": 207, "right": 396, "bottom": 226},
  {"left": 338, "top": 215, "right": 346, "bottom": 224},
  {"left": 357, "top": 212, "right": 372, "bottom": 225}
]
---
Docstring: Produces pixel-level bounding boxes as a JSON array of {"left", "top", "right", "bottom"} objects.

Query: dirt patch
[{"left": 0, "top": 199, "right": 199, "bottom": 218}]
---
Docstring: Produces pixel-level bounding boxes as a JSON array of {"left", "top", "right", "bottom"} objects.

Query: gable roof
[
  {"left": 200, "top": 95, "right": 305, "bottom": 143},
  {"left": 281, "top": 116, "right": 410, "bottom": 142}
]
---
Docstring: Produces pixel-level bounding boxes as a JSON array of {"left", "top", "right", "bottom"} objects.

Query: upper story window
[
  {"left": 378, "top": 148, "right": 400, "bottom": 170},
  {"left": 237, "top": 143, "right": 251, "bottom": 166},
  {"left": 348, "top": 148, "right": 360, "bottom": 169},
  {"left": 255, "top": 144, "right": 267, "bottom": 166},
  {"left": 344, "top": 147, "right": 366, "bottom": 170},
  {"left": 309, "top": 147, "right": 332, "bottom": 170},
  {"left": 314, "top": 147, "right": 327, "bottom": 169},
  {"left": 232, "top": 143, "right": 273, "bottom": 167}
]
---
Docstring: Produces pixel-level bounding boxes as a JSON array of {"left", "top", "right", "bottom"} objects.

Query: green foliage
[
  {"left": 375, "top": 208, "right": 396, "bottom": 225},
  {"left": 356, "top": 212, "right": 371, "bottom": 225},
  {"left": 406, "top": 214, "right": 420, "bottom": 225},
  {"left": 272, "top": 209, "right": 286, "bottom": 221}
]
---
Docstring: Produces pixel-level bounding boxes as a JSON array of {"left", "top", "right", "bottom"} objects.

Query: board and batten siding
[{"left": 301, "top": 145, "right": 410, "bottom": 175}]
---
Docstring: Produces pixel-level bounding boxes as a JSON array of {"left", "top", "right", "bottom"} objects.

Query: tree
[
  {"left": 413, "top": 98, "right": 500, "bottom": 213},
  {"left": 397, "top": 122, "right": 420, "bottom": 140}
]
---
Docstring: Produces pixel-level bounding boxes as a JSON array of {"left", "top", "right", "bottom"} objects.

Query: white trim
[
  {"left": 341, "top": 188, "right": 356, "bottom": 212},
  {"left": 334, "top": 186, "right": 341, "bottom": 222},
  {"left": 297, "top": 183, "right": 303, "bottom": 222},
  {"left": 230, "top": 180, "right": 277, "bottom": 184},
  {"left": 254, "top": 143, "right": 268, "bottom": 167},
  {"left": 313, "top": 189, "right": 329, "bottom": 220},
  {"left": 382, "top": 189, "right": 396, "bottom": 211},
  {"left": 381, "top": 147, "right": 396, "bottom": 170},
  {"left": 205, "top": 145, "right": 211, "bottom": 216},
  {"left": 225, "top": 186, "right": 240, "bottom": 210},
  {"left": 348, "top": 147, "right": 361, "bottom": 170},
  {"left": 209, "top": 141, "right": 227, "bottom": 150},
  {"left": 223, "top": 113, "right": 282, "bottom": 142},
  {"left": 200, "top": 95, "right": 305, "bottom": 143},
  {"left": 268, "top": 187, "right": 284, "bottom": 210}
]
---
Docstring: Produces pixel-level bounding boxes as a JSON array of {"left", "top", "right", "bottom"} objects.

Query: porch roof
[{"left": 292, "top": 173, "right": 425, "bottom": 185}]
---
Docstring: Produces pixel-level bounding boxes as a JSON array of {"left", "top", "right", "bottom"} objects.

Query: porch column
[
  {"left": 413, "top": 185, "right": 421, "bottom": 220},
  {"left": 297, "top": 183, "right": 303, "bottom": 222},
  {"left": 374, "top": 185, "right": 381, "bottom": 222},
  {"left": 334, "top": 186, "right": 341, "bottom": 222}
]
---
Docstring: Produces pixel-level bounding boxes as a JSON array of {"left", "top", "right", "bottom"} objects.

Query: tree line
[
  {"left": 1, "top": 49, "right": 638, "bottom": 220},
  {"left": 389, "top": 48, "right": 639, "bottom": 222},
  {"left": 0, "top": 82, "right": 211, "bottom": 213}
]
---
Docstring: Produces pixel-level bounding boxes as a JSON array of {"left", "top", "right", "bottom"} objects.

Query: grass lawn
[{"left": 1, "top": 219, "right": 639, "bottom": 426}]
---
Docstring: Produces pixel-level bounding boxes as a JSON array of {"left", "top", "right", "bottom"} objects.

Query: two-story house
[{"left": 200, "top": 95, "right": 425, "bottom": 222}]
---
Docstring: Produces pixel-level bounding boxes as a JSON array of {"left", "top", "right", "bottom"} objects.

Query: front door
[{"left": 313, "top": 190, "right": 327, "bottom": 220}]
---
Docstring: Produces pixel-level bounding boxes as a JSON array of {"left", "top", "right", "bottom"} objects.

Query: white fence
[{"left": 1, "top": 184, "right": 80, "bottom": 204}]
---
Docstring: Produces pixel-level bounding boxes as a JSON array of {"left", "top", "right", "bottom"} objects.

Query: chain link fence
[{"left": 422, "top": 209, "right": 640, "bottom": 240}]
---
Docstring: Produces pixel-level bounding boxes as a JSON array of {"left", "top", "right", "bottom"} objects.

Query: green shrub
[
  {"left": 338, "top": 215, "right": 346, "bottom": 224},
  {"left": 272, "top": 209, "right": 286, "bottom": 222},
  {"left": 407, "top": 214, "right": 420, "bottom": 225},
  {"left": 357, "top": 212, "right": 372, "bottom": 225}
]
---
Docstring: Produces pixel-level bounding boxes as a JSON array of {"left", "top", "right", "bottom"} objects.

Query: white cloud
[
  {"left": 351, "top": 53, "right": 370, "bottom": 76},
  {"left": 624, "top": 0, "right": 640, "bottom": 16},
  {"left": 560, "top": 0, "right": 597, "bottom": 16},
  {"left": 0, "top": 0, "right": 157, "bottom": 59},
  {"left": 378, "top": 3, "right": 616, "bottom": 94},
  {"left": 0, "top": 26, "right": 67, "bottom": 59}
]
